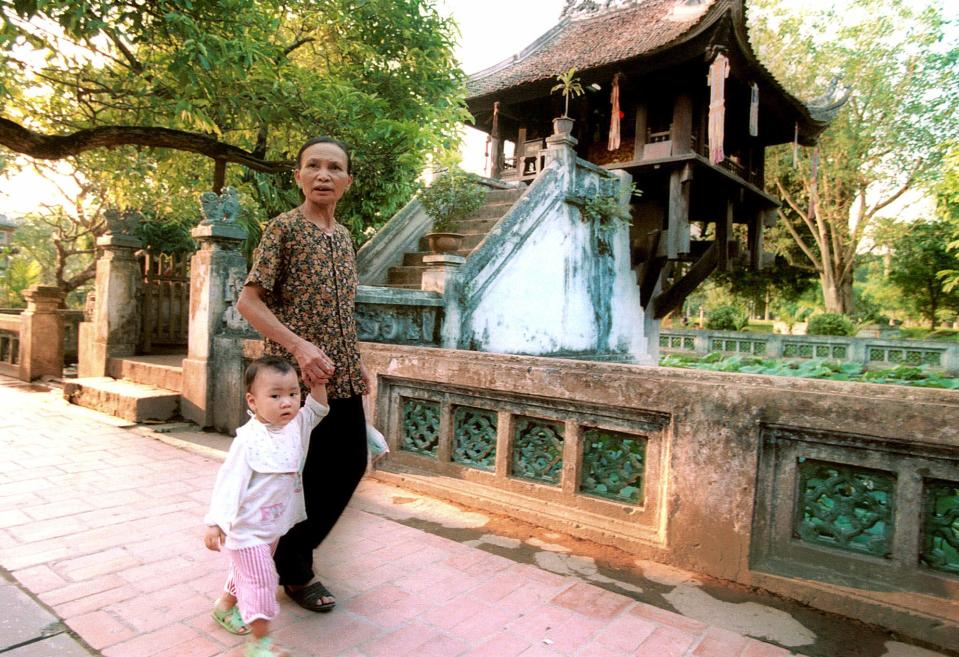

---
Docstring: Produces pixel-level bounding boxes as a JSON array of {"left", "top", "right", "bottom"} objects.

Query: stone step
[
  {"left": 63, "top": 377, "right": 180, "bottom": 423},
  {"left": 402, "top": 250, "right": 471, "bottom": 266},
  {"left": 484, "top": 188, "right": 525, "bottom": 203},
  {"left": 464, "top": 202, "right": 515, "bottom": 221},
  {"left": 447, "top": 217, "right": 500, "bottom": 234},
  {"left": 387, "top": 265, "right": 427, "bottom": 285},
  {"left": 107, "top": 354, "right": 184, "bottom": 392}
]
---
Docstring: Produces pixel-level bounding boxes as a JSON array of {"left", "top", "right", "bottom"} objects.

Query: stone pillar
[
  {"left": 78, "top": 234, "right": 143, "bottom": 378},
  {"left": 180, "top": 222, "right": 247, "bottom": 427},
  {"left": 421, "top": 254, "right": 465, "bottom": 295},
  {"left": 18, "top": 285, "right": 65, "bottom": 381}
]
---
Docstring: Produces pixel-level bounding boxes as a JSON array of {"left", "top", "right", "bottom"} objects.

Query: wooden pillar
[
  {"left": 667, "top": 163, "right": 692, "bottom": 259},
  {"left": 671, "top": 92, "right": 694, "bottom": 155},
  {"left": 718, "top": 199, "right": 734, "bottom": 272},
  {"left": 633, "top": 102, "right": 647, "bottom": 161},
  {"left": 748, "top": 209, "right": 763, "bottom": 270},
  {"left": 490, "top": 101, "right": 504, "bottom": 179}
]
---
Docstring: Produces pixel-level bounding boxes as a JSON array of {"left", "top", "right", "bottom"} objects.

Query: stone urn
[
  {"left": 426, "top": 232, "right": 464, "bottom": 254},
  {"left": 553, "top": 116, "right": 575, "bottom": 135}
]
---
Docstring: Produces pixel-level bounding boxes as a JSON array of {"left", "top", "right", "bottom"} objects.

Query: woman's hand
[
  {"left": 292, "top": 339, "right": 335, "bottom": 386},
  {"left": 204, "top": 525, "right": 225, "bottom": 551}
]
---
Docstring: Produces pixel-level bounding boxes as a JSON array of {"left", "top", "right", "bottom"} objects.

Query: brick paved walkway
[{"left": 0, "top": 378, "right": 869, "bottom": 657}]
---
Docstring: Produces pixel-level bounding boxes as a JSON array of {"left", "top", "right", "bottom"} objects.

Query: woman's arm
[{"left": 237, "top": 284, "right": 335, "bottom": 384}]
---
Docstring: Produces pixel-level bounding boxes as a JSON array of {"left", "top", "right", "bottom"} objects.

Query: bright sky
[{"left": 0, "top": 0, "right": 949, "bottom": 219}]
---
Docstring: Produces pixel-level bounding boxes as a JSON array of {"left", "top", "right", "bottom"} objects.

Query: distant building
[{"left": 0, "top": 213, "right": 16, "bottom": 272}]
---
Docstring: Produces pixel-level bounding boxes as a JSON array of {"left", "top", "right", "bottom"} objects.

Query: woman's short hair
[
  {"left": 296, "top": 136, "right": 352, "bottom": 174},
  {"left": 244, "top": 356, "right": 295, "bottom": 392}
]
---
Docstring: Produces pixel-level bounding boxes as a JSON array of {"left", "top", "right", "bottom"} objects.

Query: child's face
[{"left": 246, "top": 368, "right": 301, "bottom": 427}]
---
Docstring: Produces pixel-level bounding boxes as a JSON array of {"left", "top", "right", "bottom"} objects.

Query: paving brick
[
  {"left": 635, "top": 625, "right": 699, "bottom": 657},
  {"left": 448, "top": 603, "right": 517, "bottom": 643},
  {"left": 629, "top": 601, "right": 709, "bottom": 634},
  {"left": 359, "top": 622, "right": 441, "bottom": 657},
  {"left": 461, "top": 631, "right": 531, "bottom": 657},
  {"left": 101, "top": 622, "right": 201, "bottom": 657},
  {"left": 740, "top": 638, "right": 794, "bottom": 657},
  {"left": 106, "top": 583, "right": 211, "bottom": 632},
  {"left": 12, "top": 564, "right": 68, "bottom": 594},
  {"left": 592, "top": 611, "right": 658, "bottom": 652},
  {"left": 550, "top": 581, "right": 632, "bottom": 621},
  {"left": 56, "top": 547, "right": 140, "bottom": 582},
  {"left": 64, "top": 610, "right": 136, "bottom": 649},
  {"left": 0, "top": 509, "right": 32, "bottom": 529},
  {"left": 692, "top": 626, "right": 750, "bottom": 657},
  {"left": 38, "top": 573, "right": 127, "bottom": 606}
]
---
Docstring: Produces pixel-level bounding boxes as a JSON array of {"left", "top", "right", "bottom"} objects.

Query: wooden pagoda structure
[{"left": 464, "top": 0, "right": 844, "bottom": 319}]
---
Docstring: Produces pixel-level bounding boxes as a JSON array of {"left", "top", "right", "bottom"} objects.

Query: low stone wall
[
  {"left": 661, "top": 327, "right": 959, "bottom": 374},
  {"left": 359, "top": 342, "right": 959, "bottom": 651}
]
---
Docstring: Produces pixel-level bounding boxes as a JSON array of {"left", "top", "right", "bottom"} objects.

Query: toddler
[{"left": 204, "top": 356, "right": 328, "bottom": 657}]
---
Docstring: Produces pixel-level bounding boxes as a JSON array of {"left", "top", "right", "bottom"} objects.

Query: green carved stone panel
[
  {"left": 580, "top": 428, "right": 645, "bottom": 503},
  {"left": 794, "top": 459, "right": 895, "bottom": 557},
  {"left": 402, "top": 398, "right": 440, "bottom": 458},
  {"left": 512, "top": 416, "right": 564, "bottom": 485},
  {"left": 921, "top": 479, "right": 959, "bottom": 575},
  {"left": 452, "top": 406, "right": 497, "bottom": 471}
]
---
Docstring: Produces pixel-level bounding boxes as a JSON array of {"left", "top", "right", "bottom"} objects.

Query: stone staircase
[
  {"left": 384, "top": 188, "right": 525, "bottom": 289},
  {"left": 64, "top": 354, "right": 184, "bottom": 423}
]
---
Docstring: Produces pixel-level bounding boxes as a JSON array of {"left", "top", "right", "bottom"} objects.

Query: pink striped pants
[{"left": 223, "top": 542, "right": 279, "bottom": 623}]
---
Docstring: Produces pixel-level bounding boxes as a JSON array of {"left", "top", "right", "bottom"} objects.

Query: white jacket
[{"left": 204, "top": 394, "right": 329, "bottom": 549}]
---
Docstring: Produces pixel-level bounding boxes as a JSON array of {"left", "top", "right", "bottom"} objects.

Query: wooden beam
[
  {"left": 671, "top": 92, "right": 693, "bottom": 155},
  {"left": 636, "top": 230, "right": 665, "bottom": 306},
  {"left": 718, "top": 199, "right": 733, "bottom": 272},
  {"left": 653, "top": 242, "right": 719, "bottom": 319},
  {"left": 748, "top": 210, "right": 762, "bottom": 270},
  {"left": 633, "top": 103, "right": 647, "bottom": 161},
  {"left": 667, "top": 164, "right": 692, "bottom": 259}
]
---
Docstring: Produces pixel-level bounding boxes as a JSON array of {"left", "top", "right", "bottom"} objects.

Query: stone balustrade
[
  {"left": 660, "top": 327, "right": 959, "bottom": 375},
  {"left": 358, "top": 342, "right": 959, "bottom": 653}
]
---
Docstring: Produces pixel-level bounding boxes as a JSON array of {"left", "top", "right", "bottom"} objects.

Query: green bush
[
  {"left": 806, "top": 312, "right": 855, "bottom": 336},
  {"left": 417, "top": 168, "right": 487, "bottom": 232},
  {"left": 705, "top": 305, "right": 748, "bottom": 331}
]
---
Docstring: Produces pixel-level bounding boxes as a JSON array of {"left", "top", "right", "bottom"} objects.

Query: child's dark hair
[
  {"left": 295, "top": 136, "right": 352, "bottom": 174},
  {"left": 244, "top": 356, "right": 295, "bottom": 392}
]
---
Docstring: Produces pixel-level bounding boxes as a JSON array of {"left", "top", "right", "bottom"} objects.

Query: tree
[
  {"left": 749, "top": 0, "right": 959, "bottom": 313},
  {"left": 888, "top": 218, "right": 959, "bottom": 329},
  {"left": 0, "top": 0, "right": 470, "bottom": 242},
  {"left": 938, "top": 143, "right": 959, "bottom": 292}
]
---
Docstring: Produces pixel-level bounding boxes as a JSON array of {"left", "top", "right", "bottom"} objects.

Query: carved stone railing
[
  {"left": 660, "top": 328, "right": 959, "bottom": 375},
  {"left": 355, "top": 286, "right": 443, "bottom": 346},
  {"left": 360, "top": 342, "right": 959, "bottom": 653}
]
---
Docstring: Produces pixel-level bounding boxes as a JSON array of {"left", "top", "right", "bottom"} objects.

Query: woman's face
[{"left": 294, "top": 142, "right": 352, "bottom": 206}]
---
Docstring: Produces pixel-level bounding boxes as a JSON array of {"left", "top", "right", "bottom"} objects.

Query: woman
[{"left": 236, "top": 136, "right": 370, "bottom": 613}]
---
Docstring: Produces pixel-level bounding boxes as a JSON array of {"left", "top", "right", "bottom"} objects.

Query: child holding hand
[{"left": 204, "top": 356, "right": 329, "bottom": 657}]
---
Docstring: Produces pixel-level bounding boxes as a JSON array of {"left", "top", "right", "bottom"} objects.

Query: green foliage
[
  {"left": 750, "top": 0, "right": 959, "bottom": 313},
  {"left": 937, "top": 144, "right": 959, "bottom": 292},
  {"left": 550, "top": 68, "right": 584, "bottom": 117},
  {"left": 417, "top": 168, "right": 486, "bottom": 233},
  {"left": 0, "top": 256, "right": 41, "bottom": 307},
  {"left": 660, "top": 354, "right": 959, "bottom": 389},
  {"left": 0, "top": 0, "right": 470, "bottom": 244},
  {"left": 888, "top": 217, "right": 959, "bottom": 329},
  {"left": 807, "top": 312, "right": 856, "bottom": 336},
  {"left": 705, "top": 305, "right": 749, "bottom": 331},
  {"left": 580, "top": 183, "right": 638, "bottom": 226}
]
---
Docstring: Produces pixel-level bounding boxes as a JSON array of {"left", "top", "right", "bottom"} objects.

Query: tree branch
[
  {"left": 0, "top": 118, "right": 293, "bottom": 173},
  {"left": 778, "top": 208, "right": 823, "bottom": 272}
]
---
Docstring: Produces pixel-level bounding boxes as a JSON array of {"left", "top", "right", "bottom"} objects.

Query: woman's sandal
[
  {"left": 283, "top": 582, "right": 335, "bottom": 612},
  {"left": 244, "top": 636, "right": 290, "bottom": 657},
  {"left": 211, "top": 601, "right": 250, "bottom": 635}
]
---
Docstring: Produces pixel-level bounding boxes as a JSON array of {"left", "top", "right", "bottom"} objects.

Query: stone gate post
[
  {"left": 180, "top": 189, "right": 247, "bottom": 427},
  {"left": 78, "top": 232, "right": 143, "bottom": 377},
  {"left": 18, "top": 285, "right": 65, "bottom": 381}
]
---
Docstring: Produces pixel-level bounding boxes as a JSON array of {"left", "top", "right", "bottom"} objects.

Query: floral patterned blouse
[{"left": 244, "top": 208, "right": 367, "bottom": 399}]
